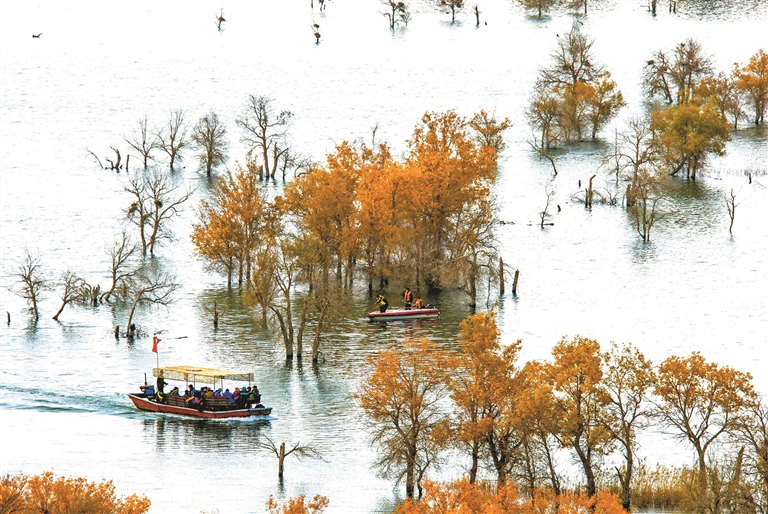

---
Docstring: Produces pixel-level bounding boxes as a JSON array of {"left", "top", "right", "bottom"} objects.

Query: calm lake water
[{"left": 1, "top": 1, "right": 767, "bottom": 512}]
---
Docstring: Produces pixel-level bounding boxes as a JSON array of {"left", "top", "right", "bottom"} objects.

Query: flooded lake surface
[{"left": 1, "top": 1, "right": 767, "bottom": 512}]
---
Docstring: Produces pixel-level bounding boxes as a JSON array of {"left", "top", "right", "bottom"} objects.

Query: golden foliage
[
  {"left": 358, "top": 338, "right": 456, "bottom": 498},
  {"left": 393, "top": 479, "right": 626, "bottom": 514},
  {"left": 735, "top": 48, "right": 768, "bottom": 125},
  {"left": 655, "top": 352, "right": 755, "bottom": 474},
  {"left": 0, "top": 472, "right": 150, "bottom": 514},
  {"left": 650, "top": 98, "right": 731, "bottom": 180},
  {"left": 265, "top": 494, "right": 329, "bottom": 514}
]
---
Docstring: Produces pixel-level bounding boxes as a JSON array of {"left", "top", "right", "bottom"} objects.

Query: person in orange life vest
[{"left": 403, "top": 287, "right": 413, "bottom": 310}]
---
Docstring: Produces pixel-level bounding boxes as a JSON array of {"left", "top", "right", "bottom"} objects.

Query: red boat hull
[
  {"left": 367, "top": 308, "right": 439, "bottom": 321},
  {"left": 127, "top": 394, "right": 272, "bottom": 418}
]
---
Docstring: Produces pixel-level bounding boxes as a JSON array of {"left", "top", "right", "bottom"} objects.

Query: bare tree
[
  {"left": 526, "top": 136, "right": 558, "bottom": 176},
  {"left": 311, "top": 23, "right": 321, "bottom": 44},
  {"left": 100, "top": 231, "right": 139, "bottom": 302},
  {"left": 13, "top": 250, "right": 48, "bottom": 321},
  {"left": 628, "top": 168, "right": 668, "bottom": 242},
  {"left": 255, "top": 435, "right": 322, "bottom": 479},
  {"left": 643, "top": 39, "right": 713, "bottom": 105},
  {"left": 613, "top": 116, "right": 657, "bottom": 188},
  {"left": 156, "top": 109, "right": 189, "bottom": 171},
  {"left": 124, "top": 170, "right": 195, "bottom": 256},
  {"left": 191, "top": 111, "right": 228, "bottom": 175},
  {"left": 540, "top": 25, "right": 604, "bottom": 89},
  {"left": 52, "top": 271, "right": 87, "bottom": 321},
  {"left": 124, "top": 266, "right": 179, "bottom": 338},
  {"left": 201, "top": 299, "right": 227, "bottom": 328},
  {"left": 215, "top": 9, "right": 226, "bottom": 31},
  {"left": 124, "top": 116, "right": 159, "bottom": 169},
  {"left": 539, "top": 185, "right": 556, "bottom": 228},
  {"left": 440, "top": 0, "right": 464, "bottom": 22},
  {"left": 726, "top": 188, "right": 738, "bottom": 234},
  {"left": 382, "top": 1, "right": 408, "bottom": 29},
  {"left": 236, "top": 95, "right": 293, "bottom": 179}
]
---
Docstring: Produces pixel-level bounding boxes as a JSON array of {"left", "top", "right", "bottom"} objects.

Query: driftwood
[{"left": 86, "top": 148, "right": 105, "bottom": 169}]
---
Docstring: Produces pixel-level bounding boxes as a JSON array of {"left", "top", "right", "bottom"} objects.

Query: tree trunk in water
[
  {"left": 278, "top": 442, "right": 285, "bottom": 478},
  {"left": 499, "top": 257, "right": 505, "bottom": 295},
  {"left": 52, "top": 300, "right": 68, "bottom": 321},
  {"left": 405, "top": 451, "right": 416, "bottom": 498},
  {"left": 512, "top": 269, "right": 519, "bottom": 296}
]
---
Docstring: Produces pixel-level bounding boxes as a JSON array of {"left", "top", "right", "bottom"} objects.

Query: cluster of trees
[
  {"left": 524, "top": 34, "right": 765, "bottom": 242},
  {"left": 90, "top": 109, "right": 228, "bottom": 175},
  {"left": 527, "top": 25, "right": 626, "bottom": 149},
  {"left": 641, "top": 43, "right": 766, "bottom": 183},
  {"left": 12, "top": 235, "right": 179, "bottom": 337},
  {"left": 0, "top": 472, "right": 151, "bottom": 514},
  {"left": 191, "top": 109, "right": 510, "bottom": 359},
  {"left": 358, "top": 309, "right": 766, "bottom": 512},
  {"left": 13, "top": 154, "right": 196, "bottom": 333},
  {"left": 601, "top": 45, "right": 766, "bottom": 241}
]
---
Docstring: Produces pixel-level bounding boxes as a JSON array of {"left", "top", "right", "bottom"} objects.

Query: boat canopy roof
[{"left": 153, "top": 366, "right": 254, "bottom": 383}]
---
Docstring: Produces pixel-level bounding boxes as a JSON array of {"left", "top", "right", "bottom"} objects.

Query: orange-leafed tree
[
  {"left": 650, "top": 98, "right": 731, "bottom": 181},
  {"left": 513, "top": 360, "right": 563, "bottom": 495},
  {"left": 392, "top": 479, "right": 627, "bottom": 514},
  {"left": 358, "top": 338, "right": 456, "bottom": 499},
  {"left": 403, "top": 111, "right": 496, "bottom": 291},
  {"left": 283, "top": 141, "right": 362, "bottom": 287},
  {"left": 601, "top": 342, "right": 656, "bottom": 511},
  {"left": 265, "top": 494, "right": 329, "bottom": 514},
  {"left": 654, "top": 352, "right": 755, "bottom": 484},
  {"left": 448, "top": 309, "right": 520, "bottom": 484},
  {"left": 469, "top": 110, "right": 512, "bottom": 155},
  {"left": 549, "top": 336, "right": 612, "bottom": 497},
  {"left": 192, "top": 162, "right": 274, "bottom": 287},
  {"left": 0, "top": 472, "right": 151, "bottom": 514},
  {"left": 524, "top": 489, "right": 627, "bottom": 514},
  {"left": 735, "top": 48, "right": 768, "bottom": 125},
  {"left": 394, "top": 479, "right": 522, "bottom": 514},
  {"left": 353, "top": 145, "right": 403, "bottom": 295},
  {"left": 529, "top": 25, "right": 624, "bottom": 145}
]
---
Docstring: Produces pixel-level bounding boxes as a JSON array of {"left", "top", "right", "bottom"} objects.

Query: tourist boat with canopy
[
  {"left": 367, "top": 307, "right": 440, "bottom": 321},
  {"left": 128, "top": 365, "right": 272, "bottom": 419}
]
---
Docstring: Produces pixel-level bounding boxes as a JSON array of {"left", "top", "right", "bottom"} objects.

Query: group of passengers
[
  {"left": 154, "top": 378, "right": 259, "bottom": 410},
  {"left": 179, "top": 384, "right": 260, "bottom": 409}
]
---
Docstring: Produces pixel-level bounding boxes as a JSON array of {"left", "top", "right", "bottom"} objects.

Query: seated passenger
[
  {"left": 414, "top": 297, "right": 425, "bottom": 309},
  {"left": 204, "top": 388, "right": 214, "bottom": 398},
  {"left": 223, "top": 388, "right": 233, "bottom": 404},
  {"left": 169, "top": 386, "right": 180, "bottom": 396},
  {"left": 214, "top": 388, "right": 222, "bottom": 397}
]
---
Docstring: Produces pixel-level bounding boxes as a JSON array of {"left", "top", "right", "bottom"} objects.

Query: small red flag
[{"left": 152, "top": 336, "right": 161, "bottom": 353}]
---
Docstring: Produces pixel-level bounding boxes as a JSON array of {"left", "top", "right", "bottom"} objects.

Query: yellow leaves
[
  {"left": 650, "top": 98, "right": 731, "bottom": 178},
  {"left": 735, "top": 48, "right": 768, "bottom": 124},
  {"left": 550, "top": 336, "right": 604, "bottom": 393},
  {"left": 191, "top": 163, "right": 275, "bottom": 283},
  {"left": 265, "top": 494, "right": 329, "bottom": 514},
  {"left": 395, "top": 479, "right": 522, "bottom": 514},
  {"left": 656, "top": 352, "right": 755, "bottom": 418},
  {"left": 360, "top": 338, "right": 455, "bottom": 422},
  {"left": 393, "top": 480, "right": 626, "bottom": 514},
  {"left": 1, "top": 472, "right": 151, "bottom": 514},
  {"left": 280, "top": 111, "right": 499, "bottom": 292}
]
